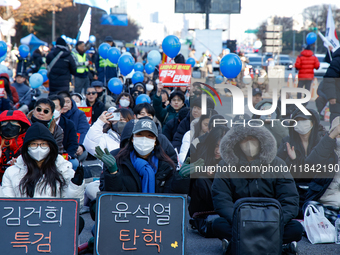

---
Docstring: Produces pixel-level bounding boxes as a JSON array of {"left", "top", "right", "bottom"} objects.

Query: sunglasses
[
  {"left": 36, "top": 107, "right": 50, "bottom": 114},
  {"left": 87, "top": 92, "right": 97, "bottom": 95}
]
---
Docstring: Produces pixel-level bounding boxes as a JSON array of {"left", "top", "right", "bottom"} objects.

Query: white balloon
[
  {"left": 243, "top": 75, "right": 252, "bottom": 85},
  {"left": 253, "top": 40, "right": 262, "bottom": 50}
]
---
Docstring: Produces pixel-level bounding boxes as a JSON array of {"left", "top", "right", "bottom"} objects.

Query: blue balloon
[
  {"left": 29, "top": 73, "right": 44, "bottom": 89},
  {"left": 134, "top": 63, "right": 144, "bottom": 72},
  {"left": 89, "top": 35, "right": 96, "bottom": 43},
  {"left": 132, "top": 71, "right": 144, "bottom": 84},
  {"left": 38, "top": 69, "right": 48, "bottom": 83},
  {"left": 118, "top": 55, "right": 135, "bottom": 76},
  {"left": 136, "top": 94, "right": 151, "bottom": 105},
  {"left": 66, "top": 37, "right": 72, "bottom": 44},
  {"left": 19, "top": 45, "right": 30, "bottom": 58},
  {"left": 108, "top": 78, "right": 123, "bottom": 94},
  {"left": 144, "top": 63, "right": 155, "bottom": 74},
  {"left": 61, "top": 35, "right": 66, "bottom": 40},
  {"left": 0, "top": 64, "right": 8, "bottom": 74},
  {"left": 220, "top": 53, "right": 242, "bottom": 79},
  {"left": 215, "top": 75, "right": 224, "bottom": 84},
  {"left": 72, "top": 39, "right": 77, "bottom": 45},
  {"left": 107, "top": 47, "right": 121, "bottom": 64},
  {"left": 162, "top": 35, "right": 181, "bottom": 58},
  {"left": 98, "top": 43, "right": 111, "bottom": 59},
  {"left": 186, "top": 57, "right": 195, "bottom": 67},
  {"left": 306, "top": 32, "right": 317, "bottom": 45},
  {"left": 147, "top": 50, "right": 161, "bottom": 66},
  {"left": 0, "top": 53, "right": 6, "bottom": 63},
  {"left": 0, "top": 41, "right": 7, "bottom": 57}
]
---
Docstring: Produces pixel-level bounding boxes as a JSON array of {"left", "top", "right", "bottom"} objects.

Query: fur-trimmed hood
[{"left": 220, "top": 125, "right": 277, "bottom": 165}]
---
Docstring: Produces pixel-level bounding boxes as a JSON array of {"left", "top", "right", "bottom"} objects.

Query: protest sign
[
  {"left": 159, "top": 64, "right": 191, "bottom": 87},
  {"left": 0, "top": 198, "right": 79, "bottom": 255},
  {"left": 95, "top": 192, "right": 186, "bottom": 255},
  {"left": 78, "top": 106, "right": 92, "bottom": 124}
]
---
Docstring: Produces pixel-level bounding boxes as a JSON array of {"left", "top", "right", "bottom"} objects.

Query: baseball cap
[
  {"left": 293, "top": 112, "right": 312, "bottom": 120},
  {"left": 104, "top": 36, "right": 113, "bottom": 42},
  {"left": 252, "top": 88, "right": 262, "bottom": 97},
  {"left": 132, "top": 119, "right": 158, "bottom": 138},
  {"left": 87, "top": 47, "right": 95, "bottom": 54},
  {"left": 91, "top": 81, "right": 104, "bottom": 87}
]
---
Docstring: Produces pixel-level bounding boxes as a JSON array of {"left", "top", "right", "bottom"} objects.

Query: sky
[{"left": 114, "top": 0, "right": 340, "bottom": 42}]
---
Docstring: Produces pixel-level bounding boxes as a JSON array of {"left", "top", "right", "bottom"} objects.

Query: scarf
[{"left": 130, "top": 151, "right": 159, "bottom": 193}]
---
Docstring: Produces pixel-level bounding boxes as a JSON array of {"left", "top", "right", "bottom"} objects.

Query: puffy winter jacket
[
  {"left": 0, "top": 155, "right": 84, "bottom": 206},
  {"left": 295, "top": 49, "right": 320, "bottom": 80}
]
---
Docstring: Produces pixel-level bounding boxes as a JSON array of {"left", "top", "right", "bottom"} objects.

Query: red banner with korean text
[
  {"left": 159, "top": 64, "right": 191, "bottom": 87},
  {"left": 78, "top": 107, "right": 92, "bottom": 124}
]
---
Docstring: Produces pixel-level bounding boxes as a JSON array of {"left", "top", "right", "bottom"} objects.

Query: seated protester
[
  {"left": 49, "top": 95, "right": 80, "bottom": 170},
  {"left": 211, "top": 125, "right": 303, "bottom": 252},
  {"left": 277, "top": 108, "right": 330, "bottom": 215},
  {"left": 0, "top": 110, "right": 31, "bottom": 182},
  {"left": 172, "top": 96, "right": 215, "bottom": 151},
  {"left": 302, "top": 116, "right": 340, "bottom": 223},
  {"left": 160, "top": 89, "right": 170, "bottom": 108},
  {"left": 175, "top": 86, "right": 190, "bottom": 106},
  {"left": 153, "top": 82, "right": 186, "bottom": 127},
  {"left": 186, "top": 126, "right": 229, "bottom": 237},
  {"left": 85, "top": 86, "right": 105, "bottom": 125},
  {"left": 84, "top": 108, "right": 133, "bottom": 157},
  {"left": 163, "top": 107, "right": 190, "bottom": 142},
  {"left": 0, "top": 122, "right": 85, "bottom": 233},
  {"left": 0, "top": 73, "right": 19, "bottom": 105},
  {"left": 133, "top": 102, "right": 162, "bottom": 134},
  {"left": 72, "top": 93, "right": 86, "bottom": 107},
  {"left": 191, "top": 108, "right": 218, "bottom": 142},
  {"left": 116, "top": 92, "right": 134, "bottom": 110},
  {"left": 252, "top": 99, "right": 288, "bottom": 148},
  {"left": 91, "top": 80, "right": 116, "bottom": 110},
  {"left": 58, "top": 91, "right": 90, "bottom": 162},
  {"left": 145, "top": 80, "right": 156, "bottom": 100},
  {"left": 96, "top": 118, "right": 176, "bottom": 193},
  {"left": 27, "top": 98, "right": 64, "bottom": 154},
  {"left": 133, "top": 82, "right": 146, "bottom": 94},
  {"left": 11, "top": 72, "right": 32, "bottom": 113}
]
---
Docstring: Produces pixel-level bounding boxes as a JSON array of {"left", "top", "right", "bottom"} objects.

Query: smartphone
[
  {"left": 108, "top": 112, "right": 121, "bottom": 121},
  {"left": 0, "top": 80, "right": 4, "bottom": 98}
]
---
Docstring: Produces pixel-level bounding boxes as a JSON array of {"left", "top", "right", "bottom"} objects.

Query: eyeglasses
[
  {"left": 36, "top": 107, "right": 50, "bottom": 114},
  {"left": 29, "top": 142, "right": 49, "bottom": 149},
  {"left": 87, "top": 92, "right": 97, "bottom": 95}
]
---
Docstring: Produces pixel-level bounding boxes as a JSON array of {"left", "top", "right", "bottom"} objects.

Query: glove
[
  {"left": 84, "top": 61, "right": 90, "bottom": 66},
  {"left": 71, "top": 165, "right": 84, "bottom": 186},
  {"left": 179, "top": 157, "right": 205, "bottom": 178},
  {"left": 94, "top": 146, "right": 117, "bottom": 174}
]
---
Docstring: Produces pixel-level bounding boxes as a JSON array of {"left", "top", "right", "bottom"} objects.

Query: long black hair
[
  {"left": 193, "top": 109, "right": 218, "bottom": 139},
  {"left": 115, "top": 135, "right": 176, "bottom": 171},
  {"left": 19, "top": 140, "right": 66, "bottom": 197}
]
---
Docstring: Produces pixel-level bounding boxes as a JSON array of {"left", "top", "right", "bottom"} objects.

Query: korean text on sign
[{"left": 159, "top": 64, "right": 191, "bottom": 87}]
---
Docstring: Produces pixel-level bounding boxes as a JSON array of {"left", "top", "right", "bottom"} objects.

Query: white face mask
[
  {"left": 120, "top": 99, "right": 130, "bottom": 107},
  {"left": 240, "top": 139, "right": 260, "bottom": 158},
  {"left": 336, "top": 138, "right": 340, "bottom": 149},
  {"left": 76, "top": 102, "right": 81, "bottom": 107},
  {"left": 28, "top": 147, "right": 50, "bottom": 162},
  {"left": 146, "top": 84, "right": 154, "bottom": 91},
  {"left": 294, "top": 120, "right": 313, "bottom": 135},
  {"left": 133, "top": 136, "right": 155, "bottom": 156},
  {"left": 121, "top": 49, "right": 126, "bottom": 53},
  {"left": 53, "top": 110, "right": 61, "bottom": 119}
]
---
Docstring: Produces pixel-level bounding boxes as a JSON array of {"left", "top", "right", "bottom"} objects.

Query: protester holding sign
[
  {"left": 85, "top": 87, "right": 105, "bottom": 125},
  {"left": 153, "top": 82, "right": 186, "bottom": 127},
  {"left": 0, "top": 122, "right": 85, "bottom": 202},
  {"left": 95, "top": 118, "right": 176, "bottom": 193}
]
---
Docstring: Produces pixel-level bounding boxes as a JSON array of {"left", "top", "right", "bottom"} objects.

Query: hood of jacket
[
  {"left": 300, "top": 49, "right": 314, "bottom": 57},
  {"left": 0, "top": 73, "right": 10, "bottom": 84},
  {"left": 252, "top": 99, "right": 281, "bottom": 119},
  {"left": 0, "top": 110, "right": 31, "bottom": 134},
  {"left": 64, "top": 99, "right": 79, "bottom": 118},
  {"left": 220, "top": 125, "right": 277, "bottom": 165}
]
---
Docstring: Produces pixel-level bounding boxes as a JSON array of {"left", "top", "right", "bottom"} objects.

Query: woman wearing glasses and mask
[
  {"left": 0, "top": 110, "right": 31, "bottom": 182},
  {"left": 0, "top": 122, "right": 85, "bottom": 203},
  {"left": 85, "top": 87, "right": 105, "bottom": 125},
  {"left": 95, "top": 118, "right": 176, "bottom": 193},
  {"left": 83, "top": 108, "right": 133, "bottom": 157}
]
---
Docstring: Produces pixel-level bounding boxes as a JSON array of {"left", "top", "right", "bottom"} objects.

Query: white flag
[
  {"left": 79, "top": 8, "right": 92, "bottom": 43},
  {"left": 0, "top": 0, "right": 21, "bottom": 10},
  {"left": 325, "top": 5, "right": 340, "bottom": 52}
]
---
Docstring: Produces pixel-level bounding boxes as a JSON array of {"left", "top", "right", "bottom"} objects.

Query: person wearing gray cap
[
  {"left": 91, "top": 80, "right": 116, "bottom": 110},
  {"left": 94, "top": 118, "right": 177, "bottom": 193},
  {"left": 95, "top": 36, "right": 117, "bottom": 86}
]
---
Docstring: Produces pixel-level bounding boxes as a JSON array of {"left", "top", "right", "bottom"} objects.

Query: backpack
[{"left": 231, "top": 197, "right": 283, "bottom": 255}]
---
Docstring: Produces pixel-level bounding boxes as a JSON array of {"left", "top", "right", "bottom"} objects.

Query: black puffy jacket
[
  {"left": 212, "top": 124, "right": 299, "bottom": 226},
  {"left": 172, "top": 112, "right": 190, "bottom": 150},
  {"left": 46, "top": 46, "right": 76, "bottom": 94}
]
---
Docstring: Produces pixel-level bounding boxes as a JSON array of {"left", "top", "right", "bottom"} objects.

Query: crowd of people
[{"left": 0, "top": 36, "right": 339, "bottom": 255}]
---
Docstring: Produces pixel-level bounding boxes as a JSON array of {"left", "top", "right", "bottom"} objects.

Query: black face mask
[
  {"left": 1, "top": 122, "right": 21, "bottom": 139},
  {"left": 112, "top": 121, "right": 126, "bottom": 134},
  {"left": 97, "top": 91, "right": 104, "bottom": 97}
]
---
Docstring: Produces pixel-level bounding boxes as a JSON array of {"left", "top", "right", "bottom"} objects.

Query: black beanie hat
[
  {"left": 56, "top": 37, "right": 67, "bottom": 46},
  {"left": 23, "top": 122, "right": 57, "bottom": 150}
]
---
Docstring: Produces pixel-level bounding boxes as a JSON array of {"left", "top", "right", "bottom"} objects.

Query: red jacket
[
  {"left": 295, "top": 50, "right": 320, "bottom": 80},
  {"left": 0, "top": 73, "right": 19, "bottom": 103}
]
